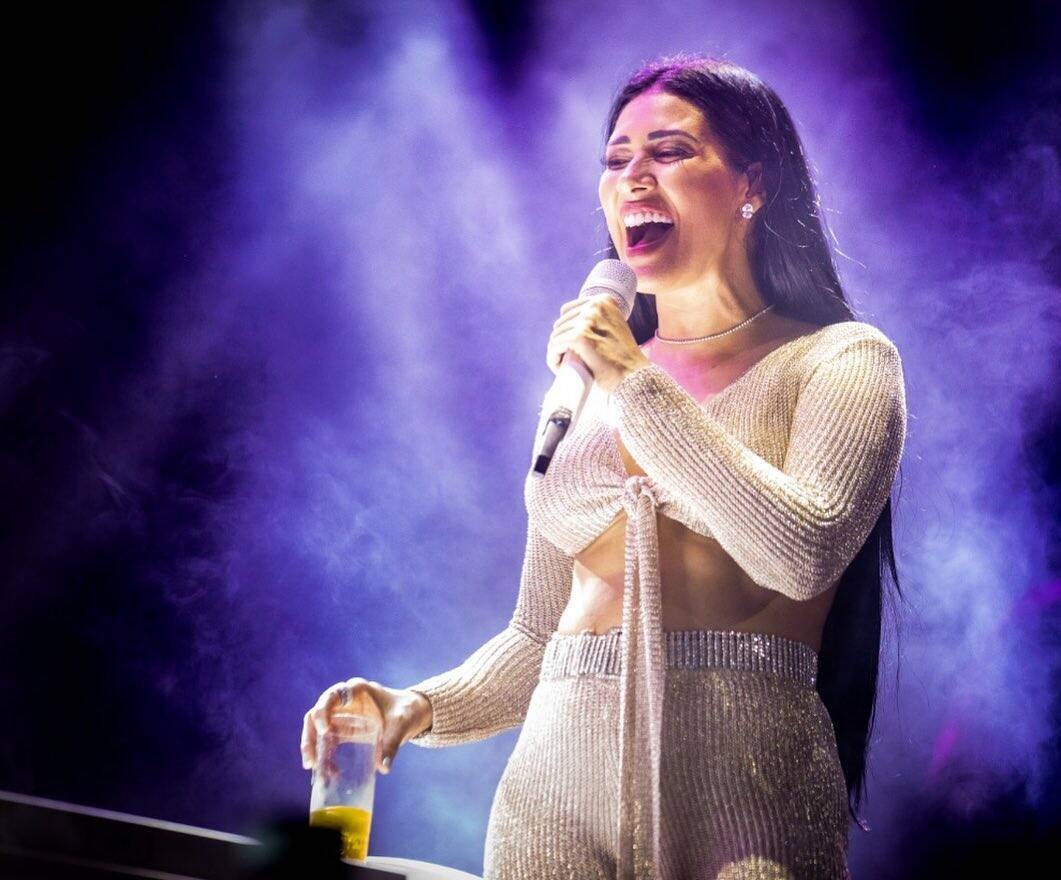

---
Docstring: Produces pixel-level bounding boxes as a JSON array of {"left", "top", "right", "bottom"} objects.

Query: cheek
[
  {"left": 598, "top": 175, "right": 620, "bottom": 236},
  {"left": 670, "top": 171, "right": 735, "bottom": 230},
  {"left": 597, "top": 174, "right": 613, "bottom": 210}
]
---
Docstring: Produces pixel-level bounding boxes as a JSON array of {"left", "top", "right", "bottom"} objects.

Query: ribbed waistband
[{"left": 541, "top": 628, "right": 818, "bottom": 688}]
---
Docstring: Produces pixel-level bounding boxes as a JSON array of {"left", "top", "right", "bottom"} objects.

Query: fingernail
[{"left": 380, "top": 755, "right": 391, "bottom": 773}]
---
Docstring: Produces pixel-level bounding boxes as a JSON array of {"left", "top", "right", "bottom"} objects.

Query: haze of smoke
[{"left": 135, "top": 0, "right": 1056, "bottom": 868}]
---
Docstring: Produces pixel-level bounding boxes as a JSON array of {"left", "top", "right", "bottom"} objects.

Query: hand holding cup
[{"left": 300, "top": 677, "right": 432, "bottom": 775}]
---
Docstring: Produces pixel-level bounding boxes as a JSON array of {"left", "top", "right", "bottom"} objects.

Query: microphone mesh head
[{"left": 580, "top": 259, "right": 638, "bottom": 317}]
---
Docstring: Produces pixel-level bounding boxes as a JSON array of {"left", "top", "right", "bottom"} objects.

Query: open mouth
[{"left": 626, "top": 222, "right": 674, "bottom": 250}]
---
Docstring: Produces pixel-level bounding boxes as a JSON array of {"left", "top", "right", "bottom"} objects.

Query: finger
[
  {"left": 553, "top": 301, "right": 591, "bottom": 330},
  {"left": 318, "top": 748, "right": 339, "bottom": 782},
  {"left": 554, "top": 315, "right": 594, "bottom": 344},
  {"left": 556, "top": 324, "right": 591, "bottom": 351},
  {"left": 300, "top": 712, "right": 316, "bottom": 769},
  {"left": 546, "top": 333, "right": 581, "bottom": 373},
  {"left": 377, "top": 723, "right": 400, "bottom": 774},
  {"left": 375, "top": 706, "right": 414, "bottom": 775},
  {"left": 586, "top": 292, "right": 617, "bottom": 311},
  {"left": 580, "top": 297, "right": 618, "bottom": 328},
  {"left": 310, "top": 694, "right": 338, "bottom": 736},
  {"left": 559, "top": 318, "right": 594, "bottom": 346},
  {"left": 557, "top": 302, "right": 610, "bottom": 340},
  {"left": 376, "top": 735, "right": 394, "bottom": 775},
  {"left": 310, "top": 678, "right": 365, "bottom": 736}
]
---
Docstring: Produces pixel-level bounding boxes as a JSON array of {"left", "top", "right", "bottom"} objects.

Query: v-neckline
[{"left": 606, "top": 324, "right": 829, "bottom": 479}]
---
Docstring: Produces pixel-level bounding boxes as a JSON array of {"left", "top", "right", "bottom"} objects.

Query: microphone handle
[{"left": 531, "top": 353, "right": 594, "bottom": 476}]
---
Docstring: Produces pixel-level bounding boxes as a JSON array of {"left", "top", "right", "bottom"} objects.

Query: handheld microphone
[{"left": 531, "top": 259, "right": 638, "bottom": 477}]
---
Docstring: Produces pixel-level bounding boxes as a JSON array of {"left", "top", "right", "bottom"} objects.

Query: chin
[{"left": 624, "top": 258, "right": 672, "bottom": 287}]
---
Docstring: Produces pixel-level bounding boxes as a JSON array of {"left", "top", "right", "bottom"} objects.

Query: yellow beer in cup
[
  {"left": 309, "top": 804, "right": 373, "bottom": 861},
  {"left": 309, "top": 702, "right": 381, "bottom": 862}
]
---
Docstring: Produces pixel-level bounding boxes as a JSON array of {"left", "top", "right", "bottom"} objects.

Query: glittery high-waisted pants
[{"left": 483, "top": 629, "right": 850, "bottom": 880}]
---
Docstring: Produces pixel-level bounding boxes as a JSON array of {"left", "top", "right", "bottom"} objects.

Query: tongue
[{"left": 636, "top": 222, "right": 673, "bottom": 247}]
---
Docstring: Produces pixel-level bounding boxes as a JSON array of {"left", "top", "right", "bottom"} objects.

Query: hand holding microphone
[
  {"left": 532, "top": 259, "right": 647, "bottom": 476},
  {"left": 545, "top": 295, "right": 647, "bottom": 391}
]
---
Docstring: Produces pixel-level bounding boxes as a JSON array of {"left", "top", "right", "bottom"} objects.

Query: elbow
[
  {"left": 778, "top": 569, "right": 841, "bottom": 603},
  {"left": 772, "top": 570, "right": 838, "bottom": 603},
  {"left": 770, "top": 536, "right": 851, "bottom": 602},
  {"left": 508, "top": 619, "right": 553, "bottom": 647},
  {"left": 752, "top": 550, "right": 836, "bottom": 602},
  {"left": 776, "top": 511, "right": 874, "bottom": 602}
]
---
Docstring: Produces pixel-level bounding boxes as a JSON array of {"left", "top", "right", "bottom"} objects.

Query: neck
[{"left": 649, "top": 262, "right": 778, "bottom": 367}]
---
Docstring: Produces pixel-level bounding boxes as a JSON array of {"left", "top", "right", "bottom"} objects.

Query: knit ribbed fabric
[
  {"left": 484, "top": 629, "right": 849, "bottom": 880},
  {"left": 405, "top": 320, "right": 907, "bottom": 880}
]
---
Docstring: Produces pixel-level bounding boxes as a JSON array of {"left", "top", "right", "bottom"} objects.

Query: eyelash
[{"left": 601, "top": 149, "right": 690, "bottom": 169}]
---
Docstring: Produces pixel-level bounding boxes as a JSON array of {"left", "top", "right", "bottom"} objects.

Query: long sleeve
[
  {"left": 404, "top": 520, "right": 573, "bottom": 748},
  {"left": 610, "top": 326, "right": 907, "bottom": 601}
]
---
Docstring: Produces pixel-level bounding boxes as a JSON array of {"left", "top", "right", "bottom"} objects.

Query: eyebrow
[{"left": 606, "top": 129, "right": 701, "bottom": 147}]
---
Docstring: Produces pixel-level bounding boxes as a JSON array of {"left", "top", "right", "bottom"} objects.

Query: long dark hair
[{"left": 600, "top": 53, "right": 904, "bottom": 828}]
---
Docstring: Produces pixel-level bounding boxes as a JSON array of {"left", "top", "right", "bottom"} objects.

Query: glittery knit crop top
[{"left": 405, "top": 319, "right": 907, "bottom": 872}]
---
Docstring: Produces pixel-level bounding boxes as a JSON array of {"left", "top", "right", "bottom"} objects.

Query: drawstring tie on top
[{"left": 617, "top": 474, "right": 666, "bottom": 880}]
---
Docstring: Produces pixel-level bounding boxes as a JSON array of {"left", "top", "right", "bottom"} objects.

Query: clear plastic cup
[{"left": 309, "top": 708, "right": 382, "bottom": 861}]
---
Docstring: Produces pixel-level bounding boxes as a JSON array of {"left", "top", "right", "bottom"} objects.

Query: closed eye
[{"left": 601, "top": 149, "right": 691, "bottom": 169}]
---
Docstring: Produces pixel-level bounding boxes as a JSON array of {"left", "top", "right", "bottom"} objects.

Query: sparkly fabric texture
[
  {"left": 405, "top": 320, "right": 906, "bottom": 879},
  {"left": 483, "top": 630, "right": 849, "bottom": 879}
]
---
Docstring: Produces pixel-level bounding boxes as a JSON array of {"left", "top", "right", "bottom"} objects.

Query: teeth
[{"left": 623, "top": 211, "right": 674, "bottom": 228}]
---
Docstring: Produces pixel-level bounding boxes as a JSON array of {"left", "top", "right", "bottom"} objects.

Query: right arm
[{"left": 403, "top": 519, "right": 573, "bottom": 748}]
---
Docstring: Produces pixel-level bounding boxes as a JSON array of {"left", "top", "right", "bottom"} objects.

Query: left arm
[{"left": 609, "top": 331, "right": 907, "bottom": 601}]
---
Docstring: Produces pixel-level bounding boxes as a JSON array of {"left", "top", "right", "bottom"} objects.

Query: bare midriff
[{"left": 554, "top": 320, "right": 839, "bottom": 653}]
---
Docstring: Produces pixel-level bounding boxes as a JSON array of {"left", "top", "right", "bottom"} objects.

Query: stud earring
[{"left": 740, "top": 202, "right": 755, "bottom": 219}]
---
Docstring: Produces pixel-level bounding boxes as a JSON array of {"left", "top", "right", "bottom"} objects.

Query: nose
[{"left": 618, "top": 152, "right": 655, "bottom": 193}]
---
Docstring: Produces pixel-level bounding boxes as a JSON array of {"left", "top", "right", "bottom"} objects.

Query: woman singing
[{"left": 301, "top": 54, "right": 907, "bottom": 880}]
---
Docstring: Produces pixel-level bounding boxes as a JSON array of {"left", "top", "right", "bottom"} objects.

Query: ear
[{"left": 742, "top": 161, "right": 766, "bottom": 208}]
